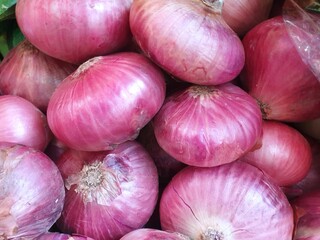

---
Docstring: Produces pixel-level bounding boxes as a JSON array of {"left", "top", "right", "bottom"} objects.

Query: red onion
[
  {"left": 282, "top": 138, "right": 320, "bottom": 199},
  {"left": 0, "top": 40, "right": 77, "bottom": 112},
  {"left": 15, "top": 0, "right": 133, "bottom": 64},
  {"left": 291, "top": 190, "right": 320, "bottom": 239},
  {"left": 153, "top": 83, "right": 262, "bottom": 167},
  {"left": 55, "top": 141, "right": 159, "bottom": 240},
  {"left": 222, "top": 0, "right": 274, "bottom": 37},
  {"left": 120, "top": 228, "right": 190, "bottom": 240},
  {"left": 47, "top": 52, "right": 166, "bottom": 152},
  {"left": 36, "top": 232, "right": 94, "bottom": 240},
  {"left": 129, "top": 0, "right": 245, "bottom": 85},
  {"left": 159, "top": 161, "right": 294, "bottom": 239},
  {"left": 0, "top": 143, "right": 65, "bottom": 239},
  {"left": 241, "top": 120, "right": 312, "bottom": 187},
  {"left": 240, "top": 16, "right": 320, "bottom": 122},
  {"left": 0, "top": 95, "right": 52, "bottom": 151}
]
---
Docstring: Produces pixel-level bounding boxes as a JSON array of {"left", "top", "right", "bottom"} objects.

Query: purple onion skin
[
  {"left": 47, "top": 52, "right": 166, "bottom": 152},
  {"left": 36, "top": 232, "right": 95, "bottom": 240},
  {"left": 55, "top": 141, "right": 159, "bottom": 240},
  {"left": 15, "top": 0, "right": 133, "bottom": 64},
  {"left": 0, "top": 40, "right": 77, "bottom": 112},
  {"left": 0, "top": 143, "right": 65, "bottom": 239},
  {"left": 0, "top": 95, "right": 52, "bottom": 151},
  {"left": 160, "top": 161, "right": 294, "bottom": 239},
  {"left": 120, "top": 228, "right": 190, "bottom": 240},
  {"left": 153, "top": 83, "right": 262, "bottom": 167},
  {"left": 129, "top": 0, "right": 245, "bottom": 85},
  {"left": 291, "top": 190, "right": 320, "bottom": 239},
  {"left": 240, "top": 16, "right": 320, "bottom": 122}
]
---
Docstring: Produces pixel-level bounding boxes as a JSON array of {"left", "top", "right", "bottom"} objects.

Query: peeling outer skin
[{"left": 283, "top": 0, "right": 320, "bottom": 81}]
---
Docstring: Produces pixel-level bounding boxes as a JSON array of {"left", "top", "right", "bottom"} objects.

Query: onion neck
[
  {"left": 257, "top": 99, "right": 271, "bottom": 119},
  {"left": 188, "top": 85, "right": 218, "bottom": 98}
]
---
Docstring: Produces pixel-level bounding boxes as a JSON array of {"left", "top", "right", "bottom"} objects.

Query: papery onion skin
[
  {"left": 241, "top": 120, "right": 312, "bottom": 187},
  {"left": 291, "top": 190, "right": 320, "bottom": 239},
  {"left": 153, "top": 83, "right": 262, "bottom": 167},
  {"left": 240, "top": 16, "right": 320, "bottom": 122},
  {"left": 15, "top": 0, "right": 133, "bottom": 64},
  {"left": 129, "top": 0, "right": 245, "bottom": 85},
  {"left": 160, "top": 161, "right": 294, "bottom": 239},
  {"left": 36, "top": 232, "right": 94, "bottom": 240},
  {"left": 120, "top": 228, "right": 190, "bottom": 240},
  {"left": 47, "top": 52, "right": 166, "bottom": 152},
  {"left": 55, "top": 141, "right": 159, "bottom": 240},
  {"left": 222, "top": 0, "right": 274, "bottom": 37},
  {"left": 0, "top": 143, "right": 65, "bottom": 239},
  {"left": 0, "top": 40, "right": 77, "bottom": 112},
  {"left": 0, "top": 95, "right": 52, "bottom": 151}
]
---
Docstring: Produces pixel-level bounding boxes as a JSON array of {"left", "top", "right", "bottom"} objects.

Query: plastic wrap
[{"left": 283, "top": 0, "right": 320, "bottom": 81}]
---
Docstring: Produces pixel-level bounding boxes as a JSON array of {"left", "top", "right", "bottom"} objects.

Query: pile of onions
[
  {"left": 55, "top": 141, "right": 159, "bottom": 240},
  {"left": 0, "top": 40, "right": 77, "bottom": 112},
  {"left": 0, "top": 143, "right": 65, "bottom": 239},
  {"left": 129, "top": 0, "right": 245, "bottom": 85},
  {"left": 291, "top": 190, "right": 320, "bottom": 239},
  {"left": 153, "top": 83, "right": 262, "bottom": 167},
  {"left": 240, "top": 16, "right": 320, "bottom": 122},
  {"left": 222, "top": 0, "right": 274, "bottom": 36},
  {"left": 240, "top": 120, "right": 312, "bottom": 187},
  {"left": 120, "top": 228, "right": 190, "bottom": 240},
  {"left": 47, "top": 52, "right": 166, "bottom": 152},
  {"left": 15, "top": 0, "right": 133, "bottom": 64},
  {"left": 159, "top": 161, "right": 294, "bottom": 239},
  {"left": 0, "top": 95, "right": 52, "bottom": 151}
]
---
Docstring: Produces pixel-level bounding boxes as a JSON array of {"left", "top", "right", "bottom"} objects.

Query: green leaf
[
  {"left": 0, "top": 0, "right": 16, "bottom": 16},
  {"left": 0, "top": 4, "right": 15, "bottom": 21}
]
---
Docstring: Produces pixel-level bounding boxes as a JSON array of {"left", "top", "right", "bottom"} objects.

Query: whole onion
[
  {"left": 222, "top": 0, "right": 274, "bottom": 36},
  {"left": 36, "top": 232, "right": 94, "bottom": 240},
  {"left": 0, "top": 95, "right": 52, "bottom": 151},
  {"left": 120, "top": 228, "right": 190, "bottom": 240},
  {"left": 129, "top": 0, "right": 245, "bottom": 85},
  {"left": 153, "top": 83, "right": 262, "bottom": 167},
  {"left": 0, "top": 40, "right": 77, "bottom": 112},
  {"left": 15, "top": 0, "right": 133, "bottom": 64},
  {"left": 0, "top": 143, "right": 65, "bottom": 239},
  {"left": 55, "top": 141, "right": 159, "bottom": 240},
  {"left": 47, "top": 52, "right": 166, "bottom": 152},
  {"left": 291, "top": 190, "right": 320, "bottom": 239},
  {"left": 160, "top": 161, "right": 294, "bottom": 239},
  {"left": 241, "top": 120, "right": 312, "bottom": 187},
  {"left": 240, "top": 16, "right": 320, "bottom": 122}
]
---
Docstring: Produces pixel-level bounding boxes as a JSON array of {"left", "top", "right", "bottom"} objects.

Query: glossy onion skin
[
  {"left": 0, "top": 143, "right": 65, "bottom": 239},
  {"left": 0, "top": 95, "right": 52, "bottom": 151},
  {"left": 129, "top": 0, "right": 245, "bottom": 85},
  {"left": 55, "top": 141, "right": 159, "bottom": 240},
  {"left": 120, "top": 228, "right": 190, "bottom": 240},
  {"left": 47, "top": 52, "right": 166, "bottom": 152},
  {"left": 291, "top": 190, "right": 320, "bottom": 240},
  {"left": 153, "top": 83, "right": 262, "bottom": 167},
  {"left": 160, "top": 161, "right": 294, "bottom": 239},
  {"left": 0, "top": 40, "right": 77, "bottom": 112},
  {"left": 222, "top": 0, "right": 274, "bottom": 37},
  {"left": 240, "top": 16, "right": 320, "bottom": 122},
  {"left": 15, "top": 0, "right": 133, "bottom": 64},
  {"left": 36, "top": 232, "right": 94, "bottom": 240},
  {"left": 241, "top": 120, "right": 312, "bottom": 187}
]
